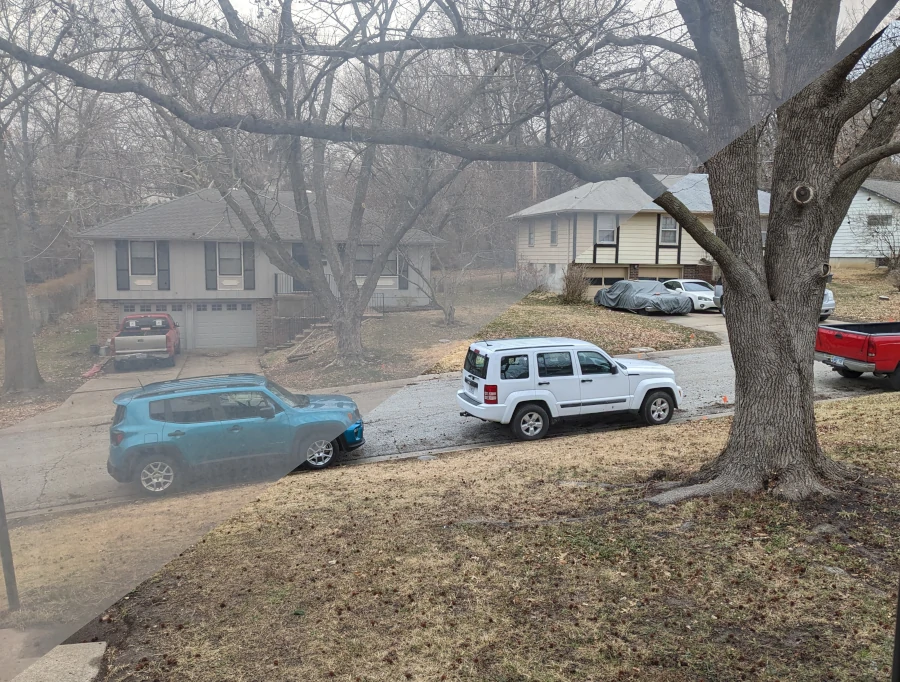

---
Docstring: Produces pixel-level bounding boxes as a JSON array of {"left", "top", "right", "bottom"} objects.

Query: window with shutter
[
  {"left": 115, "top": 240, "right": 130, "bottom": 290},
  {"left": 242, "top": 241, "right": 255, "bottom": 290},
  {"left": 204, "top": 242, "right": 217, "bottom": 290},
  {"left": 157, "top": 241, "right": 170, "bottom": 290}
]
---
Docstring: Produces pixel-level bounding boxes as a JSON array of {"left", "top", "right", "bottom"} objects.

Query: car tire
[
  {"left": 819, "top": 314, "right": 830, "bottom": 322},
  {"left": 837, "top": 367, "right": 863, "bottom": 379},
  {"left": 641, "top": 391, "right": 674, "bottom": 426},
  {"left": 689, "top": 299, "right": 696, "bottom": 313},
  {"left": 113, "top": 359, "right": 123, "bottom": 372},
  {"left": 167, "top": 355, "right": 177, "bottom": 367},
  {"left": 134, "top": 452, "right": 183, "bottom": 496},
  {"left": 889, "top": 367, "right": 900, "bottom": 391},
  {"left": 511, "top": 403, "right": 550, "bottom": 440},
  {"left": 175, "top": 342, "right": 182, "bottom": 355},
  {"left": 297, "top": 435, "right": 340, "bottom": 469}
]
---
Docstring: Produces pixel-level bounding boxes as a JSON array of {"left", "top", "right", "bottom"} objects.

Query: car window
[
  {"left": 664, "top": 281, "right": 679, "bottom": 290},
  {"left": 167, "top": 395, "right": 216, "bottom": 424},
  {"left": 113, "top": 404, "right": 127, "bottom": 426},
  {"left": 464, "top": 349, "right": 489, "bottom": 379},
  {"left": 149, "top": 401, "right": 166, "bottom": 422},
  {"left": 266, "top": 380, "right": 309, "bottom": 408},
  {"left": 500, "top": 355, "right": 529, "bottom": 380},
  {"left": 684, "top": 282, "right": 714, "bottom": 292},
  {"left": 537, "top": 351, "right": 574, "bottom": 377},
  {"left": 578, "top": 351, "right": 614, "bottom": 375},
  {"left": 216, "top": 391, "right": 279, "bottom": 420}
]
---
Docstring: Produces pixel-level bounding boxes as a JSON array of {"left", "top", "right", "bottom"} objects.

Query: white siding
[
  {"left": 517, "top": 216, "right": 573, "bottom": 265},
  {"left": 833, "top": 189, "right": 899, "bottom": 260}
]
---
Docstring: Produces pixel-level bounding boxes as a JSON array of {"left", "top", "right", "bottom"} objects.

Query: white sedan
[{"left": 662, "top": 279, "right": 719, "bottom": 311}]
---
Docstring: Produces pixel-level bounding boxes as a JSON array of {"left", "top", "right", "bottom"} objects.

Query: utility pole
[
  {"left": 532, "top": 162, "right": 537, "bottom": 201},
  {"left": 0, "top": 478, "right": 19, "bottom": 611}
]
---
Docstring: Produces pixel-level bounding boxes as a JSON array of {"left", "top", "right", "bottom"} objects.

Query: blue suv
[{"left": 107, "top": 374, "right": 364, "bottom": 495}]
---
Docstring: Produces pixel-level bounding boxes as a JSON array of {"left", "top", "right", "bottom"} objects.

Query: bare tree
[{"left": 4, "top": 0, "right": 900, "bottom": 500}]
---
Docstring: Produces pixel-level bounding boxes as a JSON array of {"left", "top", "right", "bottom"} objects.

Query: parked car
[
  {"left": 107, "top": 374, "right": 365, "bottom": 495},
  {"left": 815, "top": 322, "right": 900, "bottom": 389},
  {"left": 111, "top": 313, "right": 181, "bottom": 371},
  {"left": 714, "top": 284, "right": 835, "bottom": 321},
  {"left": 662, "top": 279, "right": 718, "bottom": 311},
  {"left": 456, "top": 337, "right": 683, "bottom": 440},
  {"left": 595, "top": 280, "right": 693, "bottom": 315}
]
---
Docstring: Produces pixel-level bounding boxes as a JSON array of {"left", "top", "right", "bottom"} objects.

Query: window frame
[
  {"left": 213, "top": 391, "right": 282, "bottom": 422},
  {"left": 594, "top": 214, "right": 617, "bottom": 245},
  {"left": 500, "top": 354, "right": 530, "bottom": 381},
  {"left": 868, "top": 214, "right": 893, "bottom": 228},
  {"left": 217, "top": 241, "right": 243, "bottom": 277},
  {"left": 659, "top": 215, "right": 679, "bottom": 246},
  {"left": 537, "top": 351, "right": 575, "bottom": 378},
  {"left": 549, "top": 218, "right": 558, "bottom": 246},
  {"left": 577, "top": 350, "right": 614, "bottom": 375},
  {"left": 353, "top": 246, "right": 400, "bottom": 280},
  {"left": 527, "top": 222, "right": 535, "bottom": 247},
  {"left": 164, "top": 394, "right": 217, "bottom": 424},
  {"left": 129, "top": 240, "right": 157, "bottom": 276}
]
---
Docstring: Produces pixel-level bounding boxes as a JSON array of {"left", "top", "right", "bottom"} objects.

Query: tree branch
[{"left": 839, "top": 43, "right": 900, "bottom": 121}]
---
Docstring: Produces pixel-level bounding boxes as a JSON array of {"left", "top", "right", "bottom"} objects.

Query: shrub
[{"left": 560, "top": 263, "right": 589, "bottom": 304}]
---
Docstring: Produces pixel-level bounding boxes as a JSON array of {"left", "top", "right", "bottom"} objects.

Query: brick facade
[
  {"left": 96, "top": 300, "right": 120, "bottom": 346},
  {"left": 255, "top": 298, "right": 274, "bottom": 349},
  {"left": 681, "top": 263, "right": 714, "bottom": 283},
  {"left": 628, "top": 264, "right": 640, "bottom": 280}
]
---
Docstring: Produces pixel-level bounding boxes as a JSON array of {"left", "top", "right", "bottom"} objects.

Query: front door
[
  {"left": 212, "top": 390, "right": 293, "bottom": 459},
  {"left": 161, "top": 395, "right": 223, "bottom": 466},
  {"left": 576, "top": 351, "right": 631, "bottom": 415},
  {"left": 536, "top": 351, "right": 580, "bottom": 416}
]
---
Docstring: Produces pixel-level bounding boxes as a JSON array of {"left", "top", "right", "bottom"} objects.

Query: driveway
[{"left": 0, "top": 350, "right": 261, "bottom": 517}]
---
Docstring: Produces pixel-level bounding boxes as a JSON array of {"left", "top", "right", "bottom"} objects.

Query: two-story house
[
  {"left": 81, "top": 189, "right": 438, "bottom": 350},
  {"left": 511, "top": 174, "right": 770, "bottom": 296}
]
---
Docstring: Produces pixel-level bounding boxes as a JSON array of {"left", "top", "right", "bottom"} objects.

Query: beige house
[
  {"left": 81, "top": 189, "right": 438, "bottom": 350},
  {"left": 511, "top": 174, "right": 771, "bottom": 297}
]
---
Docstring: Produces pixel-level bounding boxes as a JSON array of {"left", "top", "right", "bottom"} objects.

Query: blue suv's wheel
[
  {"left": 296, "top": 435, "right": 339, "bottom": 469},
  {"left": 135, "top": 453, "right": 182, "bottom": 495}
]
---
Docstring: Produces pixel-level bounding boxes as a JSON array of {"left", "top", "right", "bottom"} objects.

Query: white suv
[{"left": 456, "top": 337, "right": 683, "bottom": 440}]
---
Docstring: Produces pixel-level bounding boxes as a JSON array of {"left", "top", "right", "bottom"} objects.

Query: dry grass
[
  {"left": 0, "top": 299, "right": 97, "bottom": 427},
  {"left": 830, "top": 265, "right": 900, "bottom": 322},
  {"left": 426, "top": 293, "right": 719, "bottom": 374},
  {"left": 70, "top": 392, "right": 900, "bottom": 682}
]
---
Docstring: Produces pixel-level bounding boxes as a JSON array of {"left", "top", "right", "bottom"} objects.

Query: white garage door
[{"left": 193, "top": 301, "right": 257, "bottom": 348}]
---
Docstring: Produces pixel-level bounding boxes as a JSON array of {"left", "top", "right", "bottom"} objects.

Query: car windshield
[
  {"left": 266, "top": 380, "right": 309, "bottom": 408},
  {"left": 684, "top": 282, "right": 714, "bottom": 292}
]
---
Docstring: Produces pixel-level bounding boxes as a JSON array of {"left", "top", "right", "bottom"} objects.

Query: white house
[{"left": 833, "top": 179, "right": 900, "bottom": 265}]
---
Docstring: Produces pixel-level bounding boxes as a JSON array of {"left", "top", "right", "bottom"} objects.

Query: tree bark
[
  {"left": 331, "top": 297, "right": 364, "bottom": 364},
  {"left": 0, "top": 137, "right": 43, "bottom": 392}
]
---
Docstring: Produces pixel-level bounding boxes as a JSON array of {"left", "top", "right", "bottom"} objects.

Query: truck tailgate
[
  {"left": 114, "top": 335, "right": 169, "bottom": 355},
  {"left": 815, "top": 326, "right": 869, "bottom": 361}
]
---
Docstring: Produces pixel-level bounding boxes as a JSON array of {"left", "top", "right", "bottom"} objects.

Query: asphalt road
[{"left": 0, "top": 343, "right": 892, "bottom": 519}]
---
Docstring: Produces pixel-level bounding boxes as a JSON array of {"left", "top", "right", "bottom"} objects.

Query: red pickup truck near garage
[{"left": 815, "top": 322, "right": 900, "bottom": 389}]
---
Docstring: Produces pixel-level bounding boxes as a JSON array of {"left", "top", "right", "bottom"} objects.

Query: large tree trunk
[
  {"left": 331, "top": 295, "right": 364, "bottom": 364},
  {"left": 653, "top": 99, "right": 853, "bottom": 504},
  {"left": 0, "top": 137, "right": 43, "bottom": 392}
]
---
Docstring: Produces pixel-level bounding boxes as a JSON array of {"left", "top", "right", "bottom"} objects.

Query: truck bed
[
  {"left": 816, "top": 321, "right": 900, "bottom": 377},
  {"left": 820, "top": 322, "right": 900, "bottom": 335}
]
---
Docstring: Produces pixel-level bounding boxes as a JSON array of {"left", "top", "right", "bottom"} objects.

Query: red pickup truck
[
  {"left": 110, "top": 313, "right": 181, "bottom": 371},
  {"left": 815, "top": 322, "right": 900, "bottom": 389}
]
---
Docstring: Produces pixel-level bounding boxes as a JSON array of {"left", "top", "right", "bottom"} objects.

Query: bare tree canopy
[{"left": 2, "top": 0, "right": 900, "bottom": 499}]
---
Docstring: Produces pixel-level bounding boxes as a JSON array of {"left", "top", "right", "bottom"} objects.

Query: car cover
[{"left": 595, "top": 280, "right": 693, "bottom": 314}]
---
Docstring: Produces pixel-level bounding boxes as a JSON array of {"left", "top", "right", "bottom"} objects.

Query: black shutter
[
  {"left": 157, "top": 241, "right": 170, "bottom": 290},
  {"left": 204, "top": 242, "right": 217, "bottom": 290},
  {"left": 242, "top": 241, "right": 255, "bottom": 290},
  {"left": 115, "top": 240, "right": 130, "bottom": 290},
  {"left": 399, "top": 252, "right": 409, "bottom": 290}
]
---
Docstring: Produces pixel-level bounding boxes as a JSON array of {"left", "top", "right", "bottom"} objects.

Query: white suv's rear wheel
[{"left": 511, "top": 404, "right": 550, "bottom": 440}]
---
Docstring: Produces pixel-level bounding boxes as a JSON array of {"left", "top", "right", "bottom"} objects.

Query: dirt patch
[
  {"left": 63, "top": 392, "right": 900, "bottom": 682},
  {"left": 263, "top": 287, "right": 522, "bottom": 388},
  {"left": 426, "top": 293, "right": 720, "bottom": 374},
  {"left": 829, "top": 265, "right": 900, "bottom": 322},
  {"left": 0, "top": 300, "right": 98, "bottom": 428}
]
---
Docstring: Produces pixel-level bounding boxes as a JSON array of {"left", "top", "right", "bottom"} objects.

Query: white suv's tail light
[{"left": 484, "top": 385, "right": 498, "bottom": 404}]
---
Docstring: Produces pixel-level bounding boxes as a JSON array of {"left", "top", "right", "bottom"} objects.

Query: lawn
[
  {"left": 426, "top": 292, "right": 720, "bottom": 374},
  {"left": 0, "top": 299, "right": 97, "bottom": 427},
  {"left": 830, "top": 266, "right": 900, "bottom": 322},
  {"left": 63, "top": 391, "right": 900, "bottom": 682}
]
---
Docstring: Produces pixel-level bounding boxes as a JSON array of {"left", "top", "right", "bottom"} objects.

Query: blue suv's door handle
[
  {"left": 168, "top": 430, "right": 185, "bottom": 437},
  {"left": 227, "top": 425, "right": 243, "bottom": 432}
]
